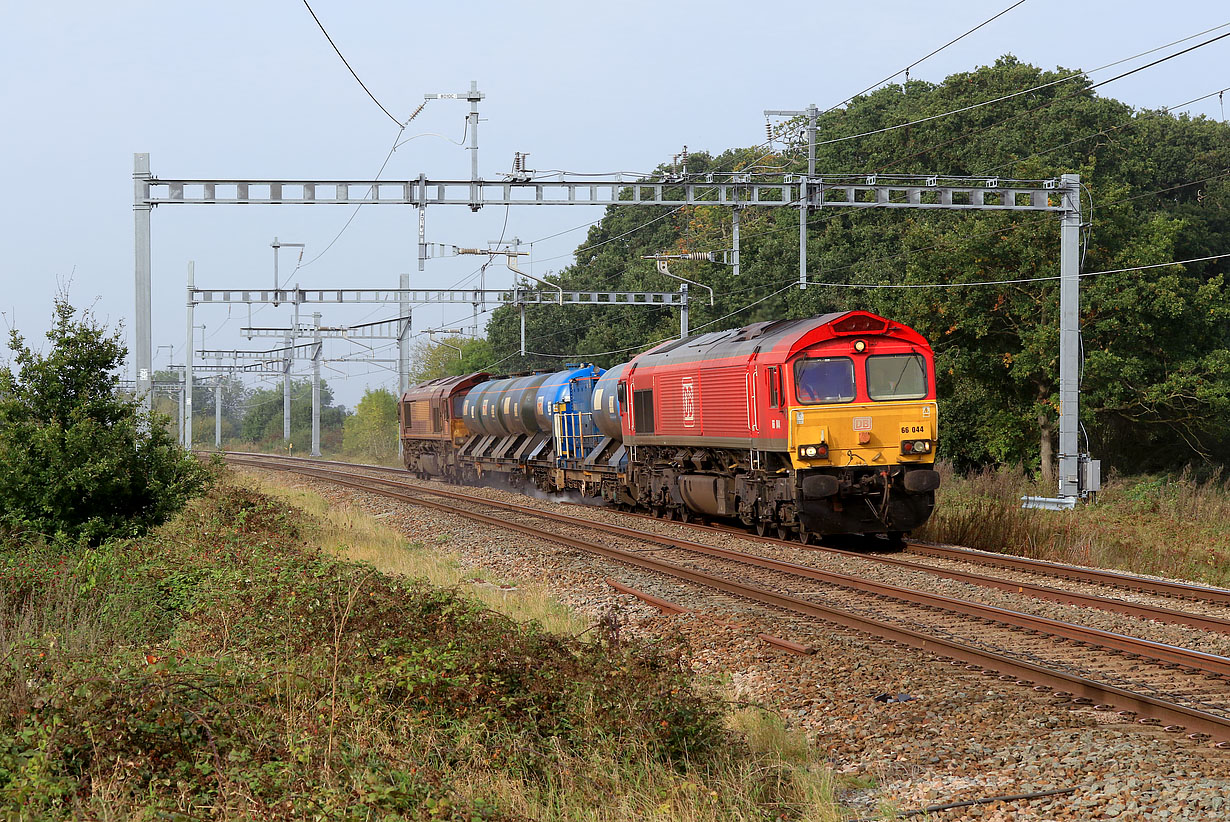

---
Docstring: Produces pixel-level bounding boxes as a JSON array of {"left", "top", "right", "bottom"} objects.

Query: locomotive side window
[
  {"left": 866, "top": 354, "right": 928, "bottom": 400},
  {"left": 794, "top": 357, "right": 855, "bottom": 404},
  {"left": 632, "top": 388, "right": 655, "bottom": 433},
  {"left": 767, "top": 366, "right": 781, "bottom": 408},
  {"left": 617, "top": 381, "right": 627, "bottom": 413}
]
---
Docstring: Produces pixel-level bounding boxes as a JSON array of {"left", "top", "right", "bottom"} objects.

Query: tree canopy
[
  {"left": 471, "top": 56, "right": 1230, "bottom": 474},
  {"left": 238, "top": 379, "right": 346, "bottom": 451}
]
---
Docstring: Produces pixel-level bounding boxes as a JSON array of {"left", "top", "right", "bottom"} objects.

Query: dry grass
[
  {"left": 249, "top": 474, "right": 589, "bottom": 635},
  {"left": 437, "top": 710, "right": 841, "bottom": 822},
  {"left": 917, "top": 462, "right": 1230, "bottom": 587}
]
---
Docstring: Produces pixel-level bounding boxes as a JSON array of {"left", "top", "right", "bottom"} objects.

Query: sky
[{"left": 1, "top": 1, "right": 1227, "bottom": 409}]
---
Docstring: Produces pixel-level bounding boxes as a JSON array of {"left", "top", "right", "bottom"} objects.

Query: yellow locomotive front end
[{"left": 786, "top": 330, "right": 941, "bottom": 538}]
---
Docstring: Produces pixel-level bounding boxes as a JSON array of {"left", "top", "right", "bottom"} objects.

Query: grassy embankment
[
  {"left": 917, "top": 463, "right": 1230, "bottom": 588},
  {"left": 0, "top": 469, "right": 840, "bottom": 820}
]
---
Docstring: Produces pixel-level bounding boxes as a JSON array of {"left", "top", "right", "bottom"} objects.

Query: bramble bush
[
  {"left": 0, "top": 482, "right": 750, "bottom": 819},
  {"left": 0, "top": 298, "right": 211, "bottom": 544}
]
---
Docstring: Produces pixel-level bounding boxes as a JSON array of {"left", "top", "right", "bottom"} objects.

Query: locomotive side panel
[
  {"left": 699, "top": 367, "right": 746, "bottom": 437},
  {"left": 652, "top": 369, "right": 694, "bottom": 433}
]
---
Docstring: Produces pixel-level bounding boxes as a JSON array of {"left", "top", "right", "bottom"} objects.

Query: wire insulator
[{"left": 404, "top": 101, "right": 428, "bottom": 126}]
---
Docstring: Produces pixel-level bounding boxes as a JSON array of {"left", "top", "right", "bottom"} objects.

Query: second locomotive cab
[{"left": 399, "top": 310, "right": 940, "bottom": 542}]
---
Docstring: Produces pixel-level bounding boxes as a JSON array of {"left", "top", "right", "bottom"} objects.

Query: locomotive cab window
[
  {"left": 632, "top": 388, "right": 655, "bottom": 433},
  {"left": 794, "top": 357, "right": 855, "bottom": 404},
  {"left": 866, "top": 354, "right": 928, "bottom": 400},
  {"left": 767, "top": 366, "right": 781, "bottom": 408},
  {"left": 617, "top": 381, "right": 627, "bottom": 414}
]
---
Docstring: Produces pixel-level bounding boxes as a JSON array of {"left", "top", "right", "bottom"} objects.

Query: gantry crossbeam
[
  {"left": 140, "top": 174, "right": 1063, "bottom": 212},
  {"left": 191, "top": 287, "right": 685, "bottom": 307}
]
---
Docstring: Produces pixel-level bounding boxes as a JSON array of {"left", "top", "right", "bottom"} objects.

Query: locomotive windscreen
[
  {"left": 795, "top": 357, "right": 855, "bottom": 404},
  {"left": 867, "top": 354, "right": 928, "bottom": 400}
]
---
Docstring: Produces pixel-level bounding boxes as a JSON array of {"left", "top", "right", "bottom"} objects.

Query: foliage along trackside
[
  {"left": 239, "top": 378, "right": 348, "bottom": 452},
  {"left": 0, "top": 476, "right": 836, "bottom": 820},
  {"left": 917, "top": 461, "right": 1230, "bottom": 589},
  {"left": 0, "top": 298, "right": 211, "bottom": 544}
]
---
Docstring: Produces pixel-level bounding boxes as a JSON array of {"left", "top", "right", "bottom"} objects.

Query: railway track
[
  {"left": 217, "top": 452, "right": 1230, "bottom": 632},
  {"left": 902, "top": 541, "right": 1230, "bottom": 605},
  {"left": 592, "top": 504, "right": 1230, "bottom": 634},
  {"left": 224, "top": 451, "right": 1230, "bottom": 744}
]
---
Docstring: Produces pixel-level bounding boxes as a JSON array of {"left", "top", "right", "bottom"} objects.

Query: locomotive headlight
[
  {"left": 798, "top": 444, "right": 828, "bottom": 459},
  {"left": 853, "top": 339, "right": 866, "bottom": 352},
  {"left": 902, "top": 439, "right": 933, "bottom": 455}
]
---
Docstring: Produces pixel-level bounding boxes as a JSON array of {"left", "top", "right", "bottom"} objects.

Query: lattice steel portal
[{"left": 136, "top": 153, "right": 1087, "bottom": 500}]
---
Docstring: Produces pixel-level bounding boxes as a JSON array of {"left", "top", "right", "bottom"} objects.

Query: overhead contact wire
[{"left": 302, "top": 0, "right": 403, "bottom": 128}]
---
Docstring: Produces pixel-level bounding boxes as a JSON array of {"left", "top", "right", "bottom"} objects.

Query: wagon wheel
[
  {"left": 776, "top": 523, "right": 792, "bottom": 541},
  {"left": 652, "top": 506, "right": 664, "bottom": 520},
  {"left": 797, "top": 527, "right": 817, "bottom": 546},
  {"left": 678, "top": 507, "right": 692, "bottom": 524},
  {"left": 755, "top": 518, "right": 770, "bottom": 537}
]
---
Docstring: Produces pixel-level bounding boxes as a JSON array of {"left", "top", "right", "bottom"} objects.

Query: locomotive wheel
[
  {"left": 776, "top": 524, "right": 791, "bottom": 541},
  {"left": 798, "top": 527, "right": 817, "bottom": 546},
  {"left": 755, "top": 519, "right": 770, "bottom": 537}
]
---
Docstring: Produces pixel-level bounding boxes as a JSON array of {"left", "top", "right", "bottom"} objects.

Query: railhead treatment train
[{"left": 399, "top": 310, "right": 940, "bottom": 543}]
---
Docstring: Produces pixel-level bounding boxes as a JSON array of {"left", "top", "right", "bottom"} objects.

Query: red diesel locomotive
[{"left": 401, "top": 310, "right": 940, "bottom": 541}]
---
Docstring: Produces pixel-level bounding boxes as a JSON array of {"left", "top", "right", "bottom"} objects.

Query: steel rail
[
  {"left": 585, "top": 504, "right": 1230, "bottom": 633},
  {"left": 560, "top": 496, "right": 1230, "bottom": 612},
  {"left": 226, "top": 453, "right": 1230, "bottom": 742}
]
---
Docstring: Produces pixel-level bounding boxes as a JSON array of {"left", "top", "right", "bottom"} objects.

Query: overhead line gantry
[{"left": 134, "top": 97, "right": 1091, "bottom": 504}]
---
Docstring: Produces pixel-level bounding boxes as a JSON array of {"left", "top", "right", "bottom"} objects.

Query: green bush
[
  {"left": 0, "top": 298, "right": 211, "bottom": 544},
  {"left": 0, "top": 482, "right": 735, "bottom": 819}
]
